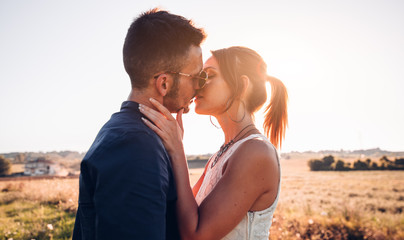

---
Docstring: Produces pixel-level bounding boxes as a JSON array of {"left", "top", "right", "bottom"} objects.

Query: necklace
[{"left": 211, "top": 124, "right": 255, "bottom": 168}]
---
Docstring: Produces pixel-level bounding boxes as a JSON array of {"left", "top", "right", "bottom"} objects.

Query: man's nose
[{"left": 193, "top": 80, "right": 201, "bottom": 90}]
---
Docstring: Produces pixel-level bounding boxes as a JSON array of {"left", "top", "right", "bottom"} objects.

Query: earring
[
  {"left": 210, "top": 116, "right": 221, "bottom": 129},
  {"left": 226, "top": 100, "right": 246, "bottom": 123}
]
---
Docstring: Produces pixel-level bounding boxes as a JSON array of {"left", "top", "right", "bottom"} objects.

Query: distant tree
[
  {"left": 366, "top": 158, "right": 371, "bottom": 166},
  {"left": 395, "top": 158, "right": 404, "bottom": 166},
  {"left": 308, "top": 155, "right": 337, "bottom": 171},
  {"left": 353, "top": 160, "right": 369, "bottom": 170},
  {"left": 308, "top": 159, "right": 325, "bottom": 171},
  {"left": 335, "top": 160, "right": 346, "bottom": 171},
  {"left": 380, "top": 156, "right": 391, "bottom": 163},
  {"left": 0, "top": 155, "right": 12, "bottom": 176},
  {"left": 322, "top": 155, "right": 335, "bottom": 167},
  {"left": 371, "top": 162, "right": 379, "bottom": 170}
]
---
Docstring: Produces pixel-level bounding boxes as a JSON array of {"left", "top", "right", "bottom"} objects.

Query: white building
[{"left": 24, "top": 158, "right": 67, "bottom": 176}]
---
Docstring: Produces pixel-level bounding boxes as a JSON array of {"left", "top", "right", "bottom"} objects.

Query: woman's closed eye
[{"left": 206, "top": 70, "right": 216, "bottom": 79}]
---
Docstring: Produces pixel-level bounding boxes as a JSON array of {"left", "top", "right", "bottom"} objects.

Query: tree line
[{"left": 308, "top": 155, "right": 404, "bottom": 171}]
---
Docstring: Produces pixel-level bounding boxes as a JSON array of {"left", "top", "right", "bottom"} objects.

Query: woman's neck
[{"left": 216, "top": 114, "right": 256, "bottom": 144}]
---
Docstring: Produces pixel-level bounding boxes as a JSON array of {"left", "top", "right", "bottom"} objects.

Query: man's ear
[
  {"left": 240, "top": 75, "right": 251, "bottom": 99},
  {"left": 155, "top": 74, "right": 172, "bottom": 97}
]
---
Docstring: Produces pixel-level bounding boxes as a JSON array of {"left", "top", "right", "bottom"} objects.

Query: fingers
[
  {"left": 141, "top": 117, "right": 163, "bottom": 136},
  {"left": 139, "top": 104, "right": 167, "bottom": 129},
  {"left": 149, "top": 98, "right": 175, "bottom": 120},
  {"left": 176, "top": 108, "right": 184, "bottom": 133}
]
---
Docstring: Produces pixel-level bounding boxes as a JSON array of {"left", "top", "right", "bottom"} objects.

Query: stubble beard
[{"left": 163, "top": 75, "right": 191, "bottom": 113}]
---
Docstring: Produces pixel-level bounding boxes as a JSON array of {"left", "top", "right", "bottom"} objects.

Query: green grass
[
  {"left": 0, "top": 178, "right": 78, "bottom": 239},
  {"left": 0, "top": 201, "right": 75, "bottom": 240}
]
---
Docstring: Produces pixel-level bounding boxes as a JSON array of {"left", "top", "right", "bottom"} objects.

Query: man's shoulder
[
  {"left": 83, "top": 117, "right": 167, "bottom": 163},
  {"left": 102, "top": 109, "right": 163, "bottom": 143},
  {"left": 102, "top": 118, "right": 156, "bottom": 141}
]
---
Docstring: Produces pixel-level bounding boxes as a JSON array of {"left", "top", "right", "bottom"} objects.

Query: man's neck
[{"left": 127, "top": 88, "right": 162, "bottom": 111}]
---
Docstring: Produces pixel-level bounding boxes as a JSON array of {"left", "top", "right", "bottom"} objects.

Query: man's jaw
[
  {"left": 180, "top": 98, "right": 193, "bottom": 113},
  {"left": 181, "top": 93, "right": 198, "bottom": 113}
]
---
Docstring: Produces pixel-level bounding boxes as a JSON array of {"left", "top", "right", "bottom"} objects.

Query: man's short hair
[{"left": 123, "top": 8, "right": 206, "bottom": 89}]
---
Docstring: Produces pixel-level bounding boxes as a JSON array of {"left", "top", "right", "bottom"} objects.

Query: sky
[{"left": 1, "top": 0, "right": 403, "bottom": 155}]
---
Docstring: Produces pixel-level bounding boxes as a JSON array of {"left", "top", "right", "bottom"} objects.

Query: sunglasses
[{"left": 154, "top": 70, "right": 208, "bottom": 89}]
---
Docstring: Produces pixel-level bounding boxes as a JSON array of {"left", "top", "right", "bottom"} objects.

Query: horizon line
[{"left": 1, "top": 147, "right": 404, "bottom": 156}]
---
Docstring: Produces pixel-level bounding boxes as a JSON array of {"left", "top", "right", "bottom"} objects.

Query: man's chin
[
  {"left": 164, "top": 98, "right": 193, "bottom": 114},
  {"left": 182, "top": 106, "right": 190, "bottom": 113},
  {"left": 178, "top": 99, "right": 193, "bottom": 114},
  {"left": 166, "top": 104, "right": 189, "bottom": 114}
]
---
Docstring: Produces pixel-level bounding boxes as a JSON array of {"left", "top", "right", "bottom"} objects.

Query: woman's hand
[{"left": 139, "top": 98, "right": 185, "bottom": 158}]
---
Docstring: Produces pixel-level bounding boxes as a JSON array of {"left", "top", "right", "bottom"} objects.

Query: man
[{"left": 73, "top": 9, "right": 206, "bottom": 239}]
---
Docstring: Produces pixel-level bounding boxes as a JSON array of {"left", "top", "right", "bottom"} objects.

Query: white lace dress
[{"left": 195, "top": 134, "right": 281, "bottom": 240}]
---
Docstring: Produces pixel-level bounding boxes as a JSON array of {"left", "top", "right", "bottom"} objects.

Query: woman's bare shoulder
[
  {"left": 227, "top": 136, "right": 279, "bottom": 174},
  {"left": 241, "top": 136, "right": 277, "bottom": 160}
]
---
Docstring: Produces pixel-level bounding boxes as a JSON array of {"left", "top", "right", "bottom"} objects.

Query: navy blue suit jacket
[{"left": 73, "top": 101, "right": 180, "bottom": 240}]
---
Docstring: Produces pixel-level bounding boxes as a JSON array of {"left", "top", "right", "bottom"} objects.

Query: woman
[{"left": 139, "top": 46, "right": 288, "bottom": 240}]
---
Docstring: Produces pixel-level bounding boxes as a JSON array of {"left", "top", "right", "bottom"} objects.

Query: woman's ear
[
  {"left": 240, "top": 75, "right": 251, "bottom": 99},
  {"left": 155, "top": 74, "right": 172, "bottom": 97}
]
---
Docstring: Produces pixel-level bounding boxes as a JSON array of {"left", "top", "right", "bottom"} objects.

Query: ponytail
[{"left": 263, "top": 76, "right": 288, "bottom": 149}]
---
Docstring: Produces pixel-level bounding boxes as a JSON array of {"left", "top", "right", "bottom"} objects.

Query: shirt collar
[{"left": 120, "top": 101, "right": 140, "bottom": 112}]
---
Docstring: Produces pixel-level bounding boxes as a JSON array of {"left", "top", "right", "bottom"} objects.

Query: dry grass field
[
  {"left": 271, "top": 158, "right": 404, "bottom": 239},
  {"left": 0, "top": 157, "right": 403, "bottom": 239}
]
